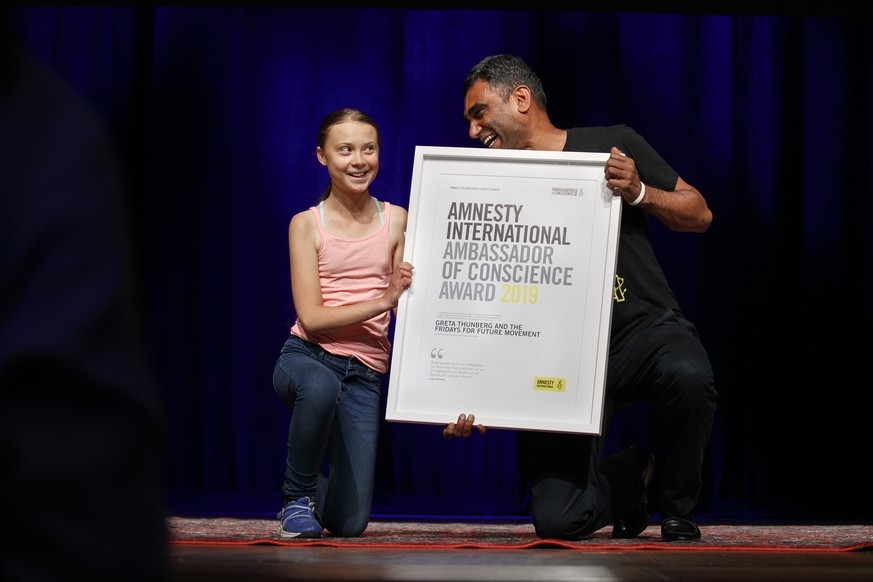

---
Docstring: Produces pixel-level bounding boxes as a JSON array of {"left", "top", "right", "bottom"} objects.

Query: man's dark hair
[{"left": 463, "top": 53, "right": 548, "bottom": 112}]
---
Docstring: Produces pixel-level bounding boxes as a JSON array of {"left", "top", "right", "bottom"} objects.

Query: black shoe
[
  {"left": 661, "top": 514, "right": 701, "bottom": 541},
  {"left": 611, "top": 447, "right": 655, "bottom": 539}
]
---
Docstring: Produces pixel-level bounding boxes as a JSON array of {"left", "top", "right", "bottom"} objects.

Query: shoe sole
[
  {"left": 278, "top": 528, "right": 323, "bottom": 539},
  {"left": 662, "top": 536, "right": 701, "bottom": 542}
]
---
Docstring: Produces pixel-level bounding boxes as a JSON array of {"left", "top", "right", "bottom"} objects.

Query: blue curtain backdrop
[{"left": 10, "top": 5, "right": 872, "bottom": 521}]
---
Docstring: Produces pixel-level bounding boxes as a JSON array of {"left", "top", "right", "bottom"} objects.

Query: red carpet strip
[{"left": 167, "top": 517, "right": 873, "bottom": 552}]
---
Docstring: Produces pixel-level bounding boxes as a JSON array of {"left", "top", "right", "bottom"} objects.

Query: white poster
[{"left": 386, "top": 146, "right": 620, "bottom": 434}]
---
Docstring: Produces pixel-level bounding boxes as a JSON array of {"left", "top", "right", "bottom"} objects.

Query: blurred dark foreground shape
[{"left": 0, "top": 9, "right": 169, "bottom": 582}]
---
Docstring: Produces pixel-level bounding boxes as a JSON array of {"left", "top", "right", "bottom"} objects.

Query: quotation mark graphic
[{"left": 430, "top": 348, "right": 444, "bottom": 359}]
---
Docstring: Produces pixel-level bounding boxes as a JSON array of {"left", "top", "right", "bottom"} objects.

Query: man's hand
[
  {"left": 605, "top": 147, "right": 644, "bottom": 206},
  {"left": 443, "top": 413, "right": 487, "bottom": 440}
]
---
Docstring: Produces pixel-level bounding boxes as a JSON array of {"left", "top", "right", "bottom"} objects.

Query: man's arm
[{"left": 605, "top": 147, "right": 712, "bottom": 233}]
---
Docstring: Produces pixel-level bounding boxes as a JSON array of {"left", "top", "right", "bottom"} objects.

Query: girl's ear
[{"left": 316, "top": 147, "right": 327, "bottom": 166}]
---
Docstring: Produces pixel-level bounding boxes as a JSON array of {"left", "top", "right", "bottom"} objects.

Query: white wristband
[{"left": 629, "top": 182, "right": 646, "bottom": 206}]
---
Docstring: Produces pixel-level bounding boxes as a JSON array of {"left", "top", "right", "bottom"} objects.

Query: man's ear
[{"left": 514, "top": 85, "right": 532, "bottom": 113}]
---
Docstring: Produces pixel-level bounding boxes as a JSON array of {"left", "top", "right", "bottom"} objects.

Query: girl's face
[{"left": 316, "top": 121, "right": 379, "bottom": 197}]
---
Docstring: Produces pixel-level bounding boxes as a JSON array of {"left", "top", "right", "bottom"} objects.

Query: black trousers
[{"left": 523, "top": 309, "right": 717, "bottom": 540}]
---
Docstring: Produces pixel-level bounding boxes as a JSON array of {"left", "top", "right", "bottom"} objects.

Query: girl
[{"left": 273, "top": 108, "right": 413, "bottom": 538}]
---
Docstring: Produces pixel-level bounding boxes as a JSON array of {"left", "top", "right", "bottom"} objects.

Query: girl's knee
[{"left": 325, "top": 515, "right": 369, "bottom": 538}]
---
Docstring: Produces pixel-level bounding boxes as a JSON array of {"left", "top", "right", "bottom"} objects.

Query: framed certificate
[{"left": 386, "top": 146, "right": 621, "bottom": 434}]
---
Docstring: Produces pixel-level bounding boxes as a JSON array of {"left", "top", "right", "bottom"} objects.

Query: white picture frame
[{"left": 386, "top": 146, "right": 621, "bottom": 434}]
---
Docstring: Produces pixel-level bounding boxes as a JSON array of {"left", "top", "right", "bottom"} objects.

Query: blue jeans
[{"left": 272, "top": 335, "right": 382, "bottom": 537}]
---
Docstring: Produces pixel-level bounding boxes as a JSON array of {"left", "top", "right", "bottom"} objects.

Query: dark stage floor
[{"left": 169, "top": 544, "right": 873, "bottom": 582}]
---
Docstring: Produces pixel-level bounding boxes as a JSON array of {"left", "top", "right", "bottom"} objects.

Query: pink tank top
[{"left": 289, "top": 199, "right": 394, "bottom": 373}]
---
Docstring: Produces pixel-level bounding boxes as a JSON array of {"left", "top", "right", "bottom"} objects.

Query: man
[{"left": 444, "top": 54, "right": 717, "bottom": 542}]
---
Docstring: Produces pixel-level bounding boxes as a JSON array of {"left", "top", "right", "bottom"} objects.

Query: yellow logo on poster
[{"left": 533, "top": 377, "right": 566, "bottom": 392}]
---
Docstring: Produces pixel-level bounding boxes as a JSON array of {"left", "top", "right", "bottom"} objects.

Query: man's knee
[
  {"left": 531, "top": 505, "right": 598, "bottom": 540},
  {"left": 665, "top": 356, "right": 716, "bottom": 403}
]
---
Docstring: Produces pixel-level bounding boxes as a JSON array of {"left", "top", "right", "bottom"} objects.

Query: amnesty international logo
[
  {"left": 533, "top": 377, "right": 566, "bottom": 392},
  {"left": 613, "top": 274, "right": 627, "bottom": 302}
]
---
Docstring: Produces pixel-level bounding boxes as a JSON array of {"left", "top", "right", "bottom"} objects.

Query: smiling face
[
  {"left": 463, "top": 79, "right": 528, "bottom": 150},
  {"left": 316, "top": 120, "right": 379, "bottom": 197}
]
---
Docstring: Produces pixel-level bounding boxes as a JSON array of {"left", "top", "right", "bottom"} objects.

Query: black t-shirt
[{"left": 563, "top": 125, "right": 683, "bottom": 350}]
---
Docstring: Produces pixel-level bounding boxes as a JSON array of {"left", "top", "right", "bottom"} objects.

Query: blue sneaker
[{"left": 277, "top": 496, "right": 323, "bottom": 539}]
